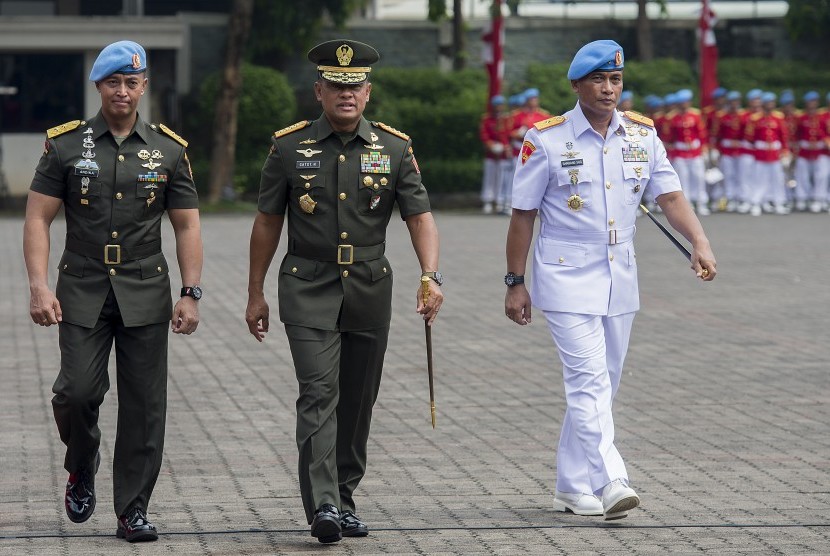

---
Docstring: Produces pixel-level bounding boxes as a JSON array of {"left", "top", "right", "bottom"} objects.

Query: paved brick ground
[{"left": 1, "top": 210, "right": 829, "bottom": 555}]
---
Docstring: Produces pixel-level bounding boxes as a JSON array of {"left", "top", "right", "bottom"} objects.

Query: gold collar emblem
[{"left": 299, "top": 138, "right": 317, "bottom": 144}]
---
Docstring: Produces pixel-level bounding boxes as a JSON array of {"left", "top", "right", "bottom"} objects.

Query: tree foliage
[
  {"left": 248, "top": 0, "right": 368, "bottom": 67},
  {"left": 785, "top": 0, "right": 830, "bottom": 45}
]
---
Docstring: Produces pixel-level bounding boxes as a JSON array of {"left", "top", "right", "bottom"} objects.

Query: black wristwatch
[
  {"left": 180, "top": 285, "right": 203, "bottom": 300},
  {"left": 504, "top": 272, "right": 525, "bottom": 287},
  {"left": 422, "top": 271, "right": 444, "bottom": 286}
]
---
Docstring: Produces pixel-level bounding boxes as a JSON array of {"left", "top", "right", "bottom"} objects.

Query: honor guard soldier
[
  {"left": 714, "top": 91, "right": 746, "bottom": 212},
  {"left": 504, "top": 40, "right": 716, "bottom": 520},
  {"left": 669, "top": 89, "right": 710, "bottom": 215},
  {"left": 793, "top": 91, "right": 830, "bottom": 212},
  {"left": 737, "top": 89, "right": 764, "bottom": 214},
  {"left": 245, "top": 39, "right": 443, "bottom": 544},
  {"left": 745, "top": 92, "right": 790, "bottom": 215},
  {"left": 23, "top": 40, "right": 203, "bottom": 542},
  {"left": 480, "top": 94, "right": 511, "bottom": 214}
]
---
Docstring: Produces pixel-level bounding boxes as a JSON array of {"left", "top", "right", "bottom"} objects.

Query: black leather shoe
[
  {"left": 116, "top": 507, "right": 158, "bottom": 542},
  {"left": 340, "top": 510, "right": 368, "bottom": 537},
  {"left": 65, "top": 451, "right": 100, "bottom": 523},
  {"left": 310, "top": 503, "right": 342, "bottom": 544}
]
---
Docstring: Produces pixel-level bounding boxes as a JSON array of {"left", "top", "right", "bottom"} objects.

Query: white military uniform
[{"left": 511, "top": 102, "right": 681, "bottom": 495}]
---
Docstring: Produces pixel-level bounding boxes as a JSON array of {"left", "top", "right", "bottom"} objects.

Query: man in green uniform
[
  {"left": 22, "top": 40, "right": 203, "bottom": 543},
  {"left": 245, "top": 39, "right": 443, "bottom": 544}
]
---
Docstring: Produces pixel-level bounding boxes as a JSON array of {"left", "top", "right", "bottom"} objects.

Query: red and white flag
[
  {"left": 482, "top": 0, "right": 504, "bottom": 102},
  {"left": 699, "top": 0, "right": 719, "bottom": 108}
]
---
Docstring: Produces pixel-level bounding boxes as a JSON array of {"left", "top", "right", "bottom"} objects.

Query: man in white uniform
[{"left": 504, "top": 40, "right": 717, "bottom": 520}]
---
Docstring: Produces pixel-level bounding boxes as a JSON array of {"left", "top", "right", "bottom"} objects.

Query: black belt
[
  {"left": 288, "top": 239, "right": 385, "bottom": 265},
  {"left": 65, "top": 236, "right": 162, "bottom": 265}
]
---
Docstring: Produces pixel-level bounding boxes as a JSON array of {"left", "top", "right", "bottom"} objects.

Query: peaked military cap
[
  {"left": 308, "top": 39, "right": 380, "bottom": 85},
  {"left": 89, "top": 40, "right": 147, "bottom": 82},
  {"left": 567, "top": 39, "right": 624, "bottom": 80}
]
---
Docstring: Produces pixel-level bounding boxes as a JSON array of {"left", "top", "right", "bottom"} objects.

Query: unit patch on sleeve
[{"left": 521, "top": 140, "right": 537, "bottom": 165}]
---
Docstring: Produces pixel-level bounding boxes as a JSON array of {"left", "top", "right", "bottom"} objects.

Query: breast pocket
[
  {"left": 358, "top": 175, "right": 393, "bottom": 215},
  {"left": 555, "top": 167, "right": 593, "bottom": 208},
  {"left": 136, "top": 180, "right": 166, "bottom": 217},
  {"left": 69, "top": 176, "right": 102, "bottom": 210},
  {"left": 291, "top": 175, "right": 327, "bottom": 215},
  {"left": 622, "top": 165, "right": 650, "bottom": 205},
  {"left": 539, "top": 238, "right": 588, "bottom": 268}
]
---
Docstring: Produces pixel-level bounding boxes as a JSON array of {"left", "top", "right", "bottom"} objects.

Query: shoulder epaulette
[
  {"left": 750, "top": 112, "right": 763, "bottom": 121},
  {"left": 623, "top": 111, "right": 654, "bottom": 128},
  {"left": 372, "top": 121, "right": 410, "bottom": 141},
  {"left": 274, "top": 120, "right": 311, "bottom": 139},
  {"left": 688, "top": 107, "right": 701, "bottom": 115},
  {"left": 155, "top": 123, "right": 188, "bottom": 147},
  {"left": 772, "top": 110, "right": 785, "bottom": 118},
  {"left": 46, "top": 120, "right": 84, "bottom": 139},
  {"left": 534, "top": 115, "right": 566, "bottom": 131}
]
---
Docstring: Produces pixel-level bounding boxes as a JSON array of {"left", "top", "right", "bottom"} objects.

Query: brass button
[
  {"left": 339, "top": 192, "right": 347, "bottom": 200},
  {"left": 363, "top": 176, "right": 373, "bottom": 186},
  {"left": 118, "top": 154, "right": 125, "bottom": 162},
  {"left": 340, "top": 232, "right": 348, "bottom": 240},
  {"left": 383, "top": 267, "right": 387, "bottom": 273},
  {"left": 608, "top": 219, "right": 615, "bottom": 226},
  {"left": 605, "top": 181, "right": 611, "bottom": 189},
  {"left": 342, "top": 270, "right": 349, "bottom": 277},
  {"left": 609, "top": 254, "right": 615, "bottom": 261},
  {"left": 115, "top": 192, "right": 123, "bottom": 200},
  {"left": 603, "top": 147, "right": 608, "bottom": 154},
  {"left": 292, "top": 267, "right": 298, "bottom": 273},
  {"left": 150, "top": 191, "right": 155, "bottom": 198},
  {"left": 338, "top": 154, "right": 346, "bottom": 163},
  {"left": 373, "top": 184, "right": 379, "bottom": 190},
  {"left": 305, "top": 183, "right": 311, "bottom": 189},
  {"left": 63, "top": 264, "right": 68, "bottom": 270},
  {"left": 157, "top": 266, "right": 162, "bottom": 272},
  {"left": 559, "top": 257, "right": 565, "bottom": 263},
  {"left": 111, "top": 231, "right": 118, "bottom": 239},
  {"left": 109, "top": 268, "right": 116, "bottom": 276}
]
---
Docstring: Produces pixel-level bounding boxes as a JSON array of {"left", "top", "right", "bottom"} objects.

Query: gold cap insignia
[
  {"left": 132, "top": 53, "right": 141, "bottom": 69},
  {"left": 337, "top": 44, "right": 354, "bottom": 66},
  {"left": 615, "top": 50, "right": 622, "bottom": 66}
]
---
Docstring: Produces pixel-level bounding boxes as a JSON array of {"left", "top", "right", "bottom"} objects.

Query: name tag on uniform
[
  {"left": 561, "top": 159, "right": 583, "bottom": 167},
  {"left": 296, "top": 160, "right": 321, "bottom": 169}
]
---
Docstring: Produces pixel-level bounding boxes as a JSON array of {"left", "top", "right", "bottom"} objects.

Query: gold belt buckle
[
  {"left": 104, "top": 244, "right": 121, "bottom": 265},
  {"left": 337, "top": 244, "right": 354, "bottom": 265},
  {"left": 609, "top": 230, "right": 618, "bottom": 245}
]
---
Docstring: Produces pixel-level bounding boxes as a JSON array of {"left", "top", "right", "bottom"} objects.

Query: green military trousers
[
  {"left": 284, "top": 324, "right": 390, "bottom": 523},
  {"left": 52, "top": 289, "right": 168, "bottom": 517}
]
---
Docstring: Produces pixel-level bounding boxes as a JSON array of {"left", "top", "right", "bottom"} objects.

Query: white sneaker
[
  {"left": 796, "top": 200, "right": 808, "bottom": 212},
  {"left": 482, "top": 202, "right": 493, "bottom": 215},
  {"left": 774, "top": 203, "right": 790, "bottom": 215},
  {"left": 762, "top": 201, "right": 775, "bottom": 213},
  {"left": 552, "top": 490, "right": 604, "bottom": 516},
  {"left": 696, "top": 203, "right": 711, "bottom": 216},
  {"left": 726, "top": 200, "right": 737, "bottom": 213},
  {"left": 809, "top": 201, "right": 823, "bottom": 213},
  {"left": 749, "top": 204, "right": 762, "bottom": 217},
  {"left": 737, "top": 202, "right": 751, "bottom": 214},
  {"left": 601, "top": 479, "right": 640, "bottom": 520}
]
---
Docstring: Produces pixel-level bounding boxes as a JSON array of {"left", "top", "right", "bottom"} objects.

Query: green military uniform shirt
[
  {"left": 258, "top": 115, "right": 431, "bottom": 331},
  {"left": 30, "top": 111, "right": 199, "bottom": 328}
]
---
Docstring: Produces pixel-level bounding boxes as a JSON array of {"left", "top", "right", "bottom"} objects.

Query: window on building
[{"left": 0, "top": 53, "right": 84, "bottom": 133}]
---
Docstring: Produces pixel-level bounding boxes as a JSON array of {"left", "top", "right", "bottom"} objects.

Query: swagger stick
[
  {"left": 639, "top": 204, "right": 709, "bottom": 277},
  {"left": 421, "top": 276, "right": 436, "bottom": 428}
]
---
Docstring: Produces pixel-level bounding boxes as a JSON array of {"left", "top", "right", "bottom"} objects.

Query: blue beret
[
  {"left": 523, "top": 88, "right": 540, "bottom": 98},
  {"left": 746, "top": 88, "right": 763, "bottom": 100},
  {"left": 727, "top": 91, "right": 741, "bottom": 101},
  {"left": 664, "top": 93, "right": 677, "bottom": 105},
  {"left": 711, "top": 87, "right": 726, "bottom": 99},
  {"left": 779, "top": 91, "right": 794, "bottom": 104},
  {"left": 644, "top": 95, "right": 663, "bottom": 109},
  {"left": 89, "top": 40, "right": 147, "bottom": 82},
  {"left": 803, "top": 91, "right": 820, "bottom": 102},
  {"left": 620, "top": 91, "right": 633, "bottom": 102},
  {"left": 675, "top": 89, "right": 693, "bottom": 103},
  {"left": 490, "top": 95, "right": 505, "bottom": 106},
  {"left": 761, "top": 92, "right": 776, "bottom": 103},
  {"left": 567, "top": 39, "right": 624, "bottom": 80},
  {"left": 509, "top": 93, "right": 525, "bottom": 106}
]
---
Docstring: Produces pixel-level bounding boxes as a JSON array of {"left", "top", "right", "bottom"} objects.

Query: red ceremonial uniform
[
  {"left": 795, "top": 111, "right": 830, "bottom": 161},
  {"left": 746, "top": 111, "right": 788, "bottom": 162},
  {"left": 669, "top": 107, "right": 707, "bottom": 159},
  {"left": 714, "top": 109, "right": 745, "bottom": 156},
  {"left": 479, "top": 112, "right": 510, "bottom": 160}
]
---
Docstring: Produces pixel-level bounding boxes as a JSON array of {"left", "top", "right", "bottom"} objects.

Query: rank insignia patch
[
  {"left": 521, "top": 140, "right": 536, "bottom": 165},
  {"left": 409, "top": 146, "right": 420, "bottom": 174},
  {"left": 361, "top": 152, "right": 391, "bottom": 174}
]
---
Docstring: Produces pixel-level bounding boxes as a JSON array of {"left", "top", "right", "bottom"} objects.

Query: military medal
[
  {"left": 146, "top": 190, "right": 157, "bottom": 207},
  {"left": 75, "top": 129, "right": 99, "bottom": 177},
  {"left": 567, "top": 194, "right": 584, "bottom": 211},
  {"left": 297, "top": 148, "right": 323, "bottom": 158},
  {"left": 81, "top": 177, "right": 90, "bottom": 195},
  {"left": 363, "top": 176, "right": 374, "bottom": 187},
  {"left": 138, "top": 148, "right": 163, "bottom": 170},
  {"left": 380, "top": 177, "right": 388, "bottom": 186},
  {"left": 361, "top": 152, "right": 391, "bottom": 174},
  {"left": 622, "top": 145, "right": 649, "bottom": 162},
  {"left": 369, "top": 195, "right": 381, "bottom": 210},
  {"left": 299, "top": 193, "right": 317, "bottom": 214},
  {"left": 568, "top": 169, "right": 579, "bottom": 185}
]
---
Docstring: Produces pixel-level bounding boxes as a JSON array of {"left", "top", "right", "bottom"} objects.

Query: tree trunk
[
  {"left": 207, "top": 0, "right": 254, "bottom": 204},
  {"left": 636, "top": 0, "right": 654, "bottom": 61},
  {"left": 453, "top": 0, "right": 465, "bottom": 70}
]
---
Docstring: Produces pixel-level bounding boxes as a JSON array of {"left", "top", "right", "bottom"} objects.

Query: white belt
[
  {"left": 798, "top": 140, "right": 824, "bottom": 149},
  {"left": 541, "top": 224, "right": 635, "bottom": 245},
  {"left": 754, "top": 140, "right": 782, "bottom": 150},
  {"left": 674, "top": 139, "right": 701, "bottom": 150},
  {"left": 720, "top": 139, "right": 741, "bottom": 148}
]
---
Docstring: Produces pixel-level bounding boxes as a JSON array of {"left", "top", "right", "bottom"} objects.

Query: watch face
[
  {"left": 433, "top": 272, "right": 444, "bottom": 285},
  {"left": 191, "top": 286, "right": 202, "bottom": 300}
]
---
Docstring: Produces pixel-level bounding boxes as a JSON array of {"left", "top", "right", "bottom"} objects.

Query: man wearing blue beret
[
  {"left": 23, "top": 40, "right": 203, "bottom": 542},
  {"left": 504, "top": 39, "right": 716, "bottom": 520},
  {"left": 793, "top": 91, "right": 830, "bottom": 213}
]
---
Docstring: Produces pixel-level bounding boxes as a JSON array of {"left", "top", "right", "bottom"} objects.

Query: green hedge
[
  {"left": 716, "top": 58, "right": 830, "bottom": 105},
  {"left": 183, "top": 63, "right": 297, "bottom": 197}
]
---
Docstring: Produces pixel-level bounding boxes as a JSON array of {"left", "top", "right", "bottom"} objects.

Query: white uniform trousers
[
  {"left": 794, "top": 156, "right": 829, "bottom": 203},
  {"left": 750, "top": 161, "right": 786, "bottom": 205},
  {"left": 720, "top": 154, "right": 741, "bottom": 202},
  {"left": 738, "top": 153, "right": 757, "bottom": 203},
  {"left": 673, "top": 156, "right": 708, "bottom": 205},
  {"left": 480, "top": 158, "right": 502, "bottom": 203},
  {"left": 544, "top": 310, "right": 635, "bottom": 495},
  {"left": 498, "top": 159, "right": 515, "bottom": 211}
]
